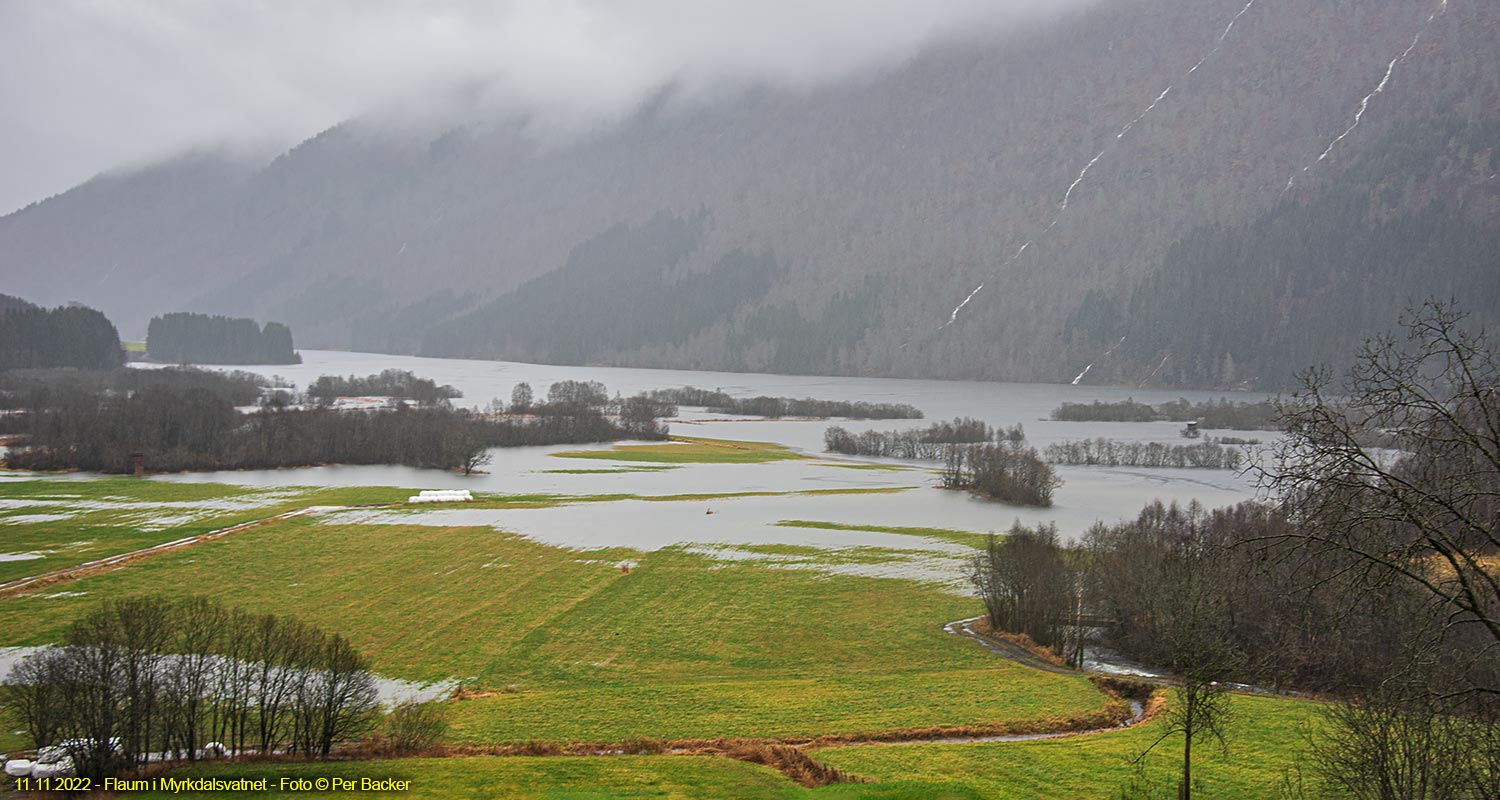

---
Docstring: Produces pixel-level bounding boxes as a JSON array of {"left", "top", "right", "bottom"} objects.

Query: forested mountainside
[
  {"left": 1068, "top": 114, "right": 1500, "bottom": 389},
  {"left": 1, "top": 0, "right": 1496, "bottom": 389}
]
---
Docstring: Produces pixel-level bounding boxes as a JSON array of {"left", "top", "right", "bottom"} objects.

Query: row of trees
[
  {"left": 0, "top": 296, "right": 123, "bottom": 371},
  {"left": 307, "top": 369, "right": 461, "bottom": 406},
  {"left": 940, "top": 442, "right": 1060, "bottom": 507},
  {"left": 646, "top": 385, "right": 923, "bottom": 419},
  {"left": 0, "top": 367, "right": 270, "bottom": 410},
  {"left": 1051, "top": 398, "right": 1281, "bottom": 430},
  {"left": 146, "top": 313, "right": 298, "bottom": 365},
  {"left": 972, "top": 304, "right": 1500, "bottom": 799},
  {"left": 2, "top": 596, "right": 378, "bottom": 780},
  {"left": 2, "top": 380, "right": 670, "bottom": 474},
  {"left": 1043, "top": 438, "right": 1245, "bottom": 470},
  {"left": 822, "top": 418, "right": 1022, "bottom": 459}
]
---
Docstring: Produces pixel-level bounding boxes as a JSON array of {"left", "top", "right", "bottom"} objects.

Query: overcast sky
[{"left": 0, "top": 0, "right": 1097, "bottom": 215}]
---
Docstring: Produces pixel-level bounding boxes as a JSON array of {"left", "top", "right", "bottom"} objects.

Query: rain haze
[
  {"left": 2, "top": 0, "right": 1498, "bottom": 792},
  {"left": 0, "top": 0, "right": 1097, "bottom": 214}
]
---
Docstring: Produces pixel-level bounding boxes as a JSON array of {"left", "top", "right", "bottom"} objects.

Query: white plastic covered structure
[{"left": 406, "top": 489, "right": 474, "bottom": 504}]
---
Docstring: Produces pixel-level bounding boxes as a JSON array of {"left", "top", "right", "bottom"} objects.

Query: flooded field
[{"left": 138, "top": 349, "right": 1267, "bottom": 545}]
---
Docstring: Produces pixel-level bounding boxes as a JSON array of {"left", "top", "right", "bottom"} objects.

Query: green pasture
[{"left": 553, "top": 436, "right": 808, "bottom": 464}]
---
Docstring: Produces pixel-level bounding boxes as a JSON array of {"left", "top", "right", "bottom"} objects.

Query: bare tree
[
  {"left": 509, "top": 382, "right": 533, "bottom": 412},
  {"left": 969, "top": 524, "right": 1082, "bottom": 664},
  {"left": 0, "top": 648, "right": 69, "bottom": 752},
  {"left": 1313, "top": 680, "right": 1485, "bottom": 800},
  {"left": 1258, "top": 301, "right": 1500, "bottom": 699},
  {"left": 459, "top": 437, "right": 493, "bottom": 475},
  {"left": 1132, "top": 527, "right": 1241, "bottom": 800}
]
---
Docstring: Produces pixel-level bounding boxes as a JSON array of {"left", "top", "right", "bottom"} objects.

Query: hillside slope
[{"left": 1, "top": 0, "right": 1496, "bottom": 388}]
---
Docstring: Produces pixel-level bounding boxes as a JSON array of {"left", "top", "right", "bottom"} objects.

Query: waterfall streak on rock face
[
  {"left": 1070, "top": 336, "right": 1126, "bottom": 386},
  {"left": 1189, "top": 0, "right": 1260, "bottom": 76},
  {"left": 947, "top": 283, "right": 987, "bottom": 324},
  {"left": 939, "top": 0, "right": 1262, "bottom": 328},
  {"left": 1284, "top": 0, "right": 1449, "bottom": 191}
]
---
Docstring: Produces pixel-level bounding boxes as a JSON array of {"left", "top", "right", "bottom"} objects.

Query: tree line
[
  {"left": 972, "top": 304, "right": 1499, "bottom": 799},
  {"left": 307, "top": 369, "right": 461, "bottom": 406},
  {"left": 1043, "top": 438, "right": 1245, "bottom": 470},
  {"left": 146, "top": 313, "right": 299, "bottom": 365},
  {"left": 0, "top": 367, "right": 271, "bottom": 410},
  {"left": 1, "top": 596, "right": 378, "bottom": 780},
  {"left": 0, "top": 295, "right": 123, "bottom": 372},
  {"left": 1, "top": 376, "right": 670, "bottom": 474},
  {"left": 1051, "top": 398, "right": 1281, "bottom": 430},
  {"left": 823, "top": 418, "right": 1021, "bottom": 460},
  {"left": 646, "top": 385, "right": 922, "bottom": 419}
]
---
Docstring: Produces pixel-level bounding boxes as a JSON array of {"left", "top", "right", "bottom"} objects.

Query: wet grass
[
  {"left": 447, "top": 667, "right": 1103, "bottom": 744},
  {"left": 125, "top": 756, "right": 984, "bottom": 800},
  {"left": 449, "top": 487, "right": 912, "bottom": 511},
  {"left": 0, "top": 477, "right": 1330, "bottom": 799},
  {"left": 111, "top": 696, "right": 1324, "bottom": 800},
  {"left": 0, "top": 479, "right": 424, "bottom": 583},
  {"left": 540, "top": 466, "right": 680, "bottom": 474},
  {"left": 775, "top": 520, "right": 993, "bottom": 547},
  {"left": 554, "top": 437, "right": 808, "bottom": 464},
  {"left": 0, "top": 512, "right": 1108, "bottom": 740},
  {"left": 814, "top": 462, "right": 920, "bottom": 472},
  {"left": 815, "top": 693, "right": 1325, "bottom": 800}
]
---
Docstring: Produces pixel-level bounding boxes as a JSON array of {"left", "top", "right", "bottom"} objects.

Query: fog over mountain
[
  {"left": 0, "top": 0, "right": 1100, "bottom": 215},
  {"left": 3, "top": 0, "right": 1497, "bottom": 389}
]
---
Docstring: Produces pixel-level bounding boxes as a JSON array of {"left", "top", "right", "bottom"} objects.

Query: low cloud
[{"left": 0, "top": 0, "right": 1098, "bottom": 213}]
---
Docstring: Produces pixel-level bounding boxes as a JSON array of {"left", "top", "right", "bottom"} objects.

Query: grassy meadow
[
  {"left": 115, "top": 694, "right": 1327, "bottom": 799},
  {"left": 0, "top": 471, "right": 1336, "bottom": 798},
  {"left": 553, "top": 436, "right": 808, "bottom": 464},
  {"left": 0, "top": 478, "right": 424, "bottom": 583}
]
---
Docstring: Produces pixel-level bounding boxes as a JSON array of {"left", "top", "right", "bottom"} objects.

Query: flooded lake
[{"left": 139, "top": 349, "right": 1269, "bottom": 546}]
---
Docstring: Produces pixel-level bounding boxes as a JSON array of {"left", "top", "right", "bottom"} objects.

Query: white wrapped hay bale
[
  {"left": 3, "top": 759, "right": 33, "bottom": 778},
  {"left": 408, "top": 489, "right": 474, "bottom": 504},
  {"left": 30, "top": 757, "right": 74, "bottom": 778}
]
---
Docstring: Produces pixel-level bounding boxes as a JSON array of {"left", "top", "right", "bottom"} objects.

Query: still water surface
[{"left": 141, "top": 350, "right": 1269, "bottom": 546}]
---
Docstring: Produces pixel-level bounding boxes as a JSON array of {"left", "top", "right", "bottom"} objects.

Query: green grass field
[
  {"left": 774, "top": 521, "right": 994, "bottom": 547},
  {"left": 553, "top": 436, "right": 808, "bottom": 464},
  {"left": 0, "top": 476, "right": 1335, "bottom": 799},
  {"left": 817, "top": 693, "right": 1325, "bottom": 799},
  {"left": 123, "top": 756, "right": 985, "bottom": 800},
  {"left": 110, "top": 694, "right": 1326, "bottom": 800},
  {"left": 540, "top": 466, "right": 680, "bottom": 474},
  {"left": 447, "top": 666, "right": 1107, "bottom": 744},
  {"left": 0, "top": 495, "right": 1108, "bottom": 743},
  {"left": 813, "top": 462, "right": 920, "bottom": 472},
  {"left": 0, "top": 478, "right": 419, "bottom": 583}
]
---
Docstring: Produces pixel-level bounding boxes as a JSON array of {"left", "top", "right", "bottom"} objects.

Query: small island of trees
[{"left": 146, "top": 313, "right": 300, "bottom": 365}]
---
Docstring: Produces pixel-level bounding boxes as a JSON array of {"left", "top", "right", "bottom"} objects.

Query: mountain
[{"left": 2, "top": 0, "right": 1497, "bottom": 389}]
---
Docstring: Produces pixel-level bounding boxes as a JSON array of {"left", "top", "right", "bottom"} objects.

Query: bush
[{"left": 383, "top": 701, "right": 448, "bottom": 755}]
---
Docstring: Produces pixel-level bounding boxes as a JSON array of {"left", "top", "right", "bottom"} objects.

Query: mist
[{"left": 0, "top": 0, "right": 1100, "bottom": 215}]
